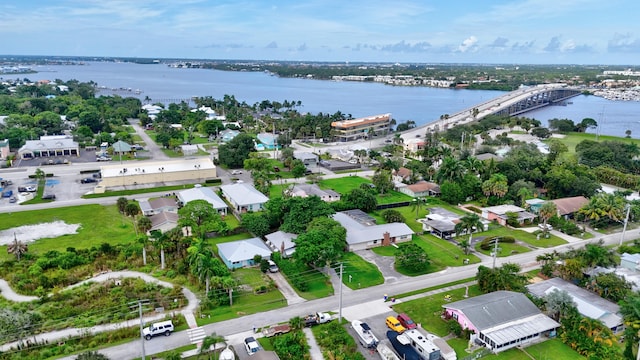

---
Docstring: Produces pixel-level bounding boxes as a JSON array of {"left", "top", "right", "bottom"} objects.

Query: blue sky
[{"left": 2, "top": 0, "right": 640, "bottom": 65}]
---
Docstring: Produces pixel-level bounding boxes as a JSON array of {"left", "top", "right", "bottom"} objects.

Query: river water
[{"left": 3, "top": 62, "right": 638, "bottom": 137}]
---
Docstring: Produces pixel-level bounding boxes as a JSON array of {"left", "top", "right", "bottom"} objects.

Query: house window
[
  {"left": 373, "top": 240, "right": 378, "bottom": 244},
  {"left": 452, "top": 313, "right": 458, "bottom": 320}
]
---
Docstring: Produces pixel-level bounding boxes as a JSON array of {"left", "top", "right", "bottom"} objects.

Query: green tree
[
  {"left": 341, "top": 188, "right": 377, "bottom": 213},
  {"left": 544, "top": 288, "right": 575, "bottom": 321},
  {"left": 124, "top": 202, "right": 141, "bottom": 236},
  {"left": 218, "top": 133, "right": 256, "bottom": 168},
  {"left": 439, "top": 181, "right": 465, "bottom": 205},
  {"left": 395, "top": 243, "right": 430, "bottom": 273},
  {"left": 435, "top": 157, "right": 465, "bottom": 183},
  {"left": 372, "top": 169, "right": 393, "bottom": 195},
  {"left": 200, "top": 332, "right": 226, "bottom": 358},
  {"left": 620, "top": 293, "right": 640, "bottom": 359},
  {"left": 538, "top": 201, "right": 557, "bottom": 229},
  {"left": 481, "top": 173, "right": 508, "bottom": 198},
  {"left": 291, "top": 159, "right": 307, "bottom": 179},
  {"left": 137, "top": 216, "right": 153, "bottom": 265},
  {"left": 454, "top": 213, "right": 484, "bottom": 255},
  {"left": 476, "top": 263, "right": 527, "bottom": 293},
  {"left": 178, "top": 199, "right": 227, "bottom": 239},
  {"left": 280, "top": 196, "right": 335, "bottom": 234},
  {"left": 241, "top": 212, "right": 271, "bottom": 237},
  {"left": 410, "top": 197, "right": 427, "bottom": 218},
  {"left": 381, "top": 209, "right": 405, "bottom": 223}
]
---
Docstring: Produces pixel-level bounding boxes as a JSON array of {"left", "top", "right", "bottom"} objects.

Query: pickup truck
[
  {"left": 262, "top": 324, "right": 291, "bottom": 337},
  {"left": 304, "top": 312, "right": 332, "bottom": 327}
]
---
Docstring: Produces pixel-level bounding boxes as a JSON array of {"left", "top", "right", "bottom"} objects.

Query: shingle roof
[
  {"left": 149, "top": 197, "right": 178, "bottom": 210},
  {"left": 149, "top": 212, "right": 179, "bottom": 230},
  {"left": 332, "top": 212, "right": 414, "bottom": 245},
  {"left": 550, "top": 196, "right": 589, "bottom": 216},
  {"left": 406, "top": 181, "right": 440, "bottom": 194},
  {"left": 217, "top": 237, "right": 272, "bottom": 263}
]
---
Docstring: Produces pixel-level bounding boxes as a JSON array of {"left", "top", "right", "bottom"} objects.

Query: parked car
[
  {"left": 131, "top": 145, "right": 144, "bottom": 150},
  {"left": 18, "top": 186, "right": 37, "bottom": 192},
  {"left": 538, "top": 224, "right": 553, "bottom": 231},
  {"left": 396, "top": 313, "right": 417, "bottom": 330},
  {"left": 2, "top": 190, "right": 13, "bottom": 198},
  {"left": 96, "top": 156, "right": 112, "bottom": 162},
  {"left": 42, "top": 194, "right": 56, "bottom": 200},
  {"left": 244, "top": 336, "right": 261, "bottom": 355},
  {"left": 81, "top": 178, "right": 97, "bottom": 184},
  {"left": 142, "top": 320, "right": 174, "bottom": 340},
  {"left": 231, "top": 170, "right": 243, "bottom": 175},
  {"left": 385, "top": 316, "right": 406, "bottom": 333},
  {"left": 9, "top": 196, "right": 17, "bottom": 203},
  {"left": 268, "top": 260, "right": 279, "bottom": 273}
]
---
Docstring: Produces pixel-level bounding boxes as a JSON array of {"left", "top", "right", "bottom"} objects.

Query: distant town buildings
[{"left": 331, "top": 113, "right": 391, "bottom": 142}]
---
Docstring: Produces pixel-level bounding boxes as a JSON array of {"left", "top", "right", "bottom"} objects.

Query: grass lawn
[
  {"left": 197, "top": 268, "right": 287, "bottom": 326},
  {"left": 339, "top": 252, "right": 384, "bottom": 290},
  {"left": 521, "top": 338, "right": 586, "bottom": 360},
  {"left": 413, "top": 235, "right": 481, "bottom": 271},
  {"left": 550, "top": 131, "right": 640, "bottom": 153},
  {"left": 482, "top": 226, "right": 567, "bottom": 248},
  {"left": 0, "top": 204, "right": 135, "bottom": 261},
  {"left": 370, "top": 205, "right": 429, "bottom": 233},
  {"left": 392, "top": 285, "right": 483, "bottom": 337},
  {"left": 474, "top": 240, "right": 532, "bottom": 257},
  {"left": 83, "top": 183, "right": 220, "bottom": 199},
  {"left": 319, "top": 176, "right": 371, "bottom": 194},
  {"left": 376, "top": 190, "right": 413, "bottom": 205},
  {"left": 278, "top": 258, "right": 334, "bottom": 300}
]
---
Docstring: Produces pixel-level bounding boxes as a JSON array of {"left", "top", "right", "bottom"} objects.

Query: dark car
[
  {"left": 42, "top": 194, "right": 56, "bottom": 200},
  {"left": 273, "top": 166, "right": 280, "bottom": 172},
  {"left": 81, "top": 178, "right": 97, "bottom": 184}
]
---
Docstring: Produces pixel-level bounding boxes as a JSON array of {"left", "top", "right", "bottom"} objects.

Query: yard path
[{"left": 0, "top": 270, "right": 199, "bottom": 352}]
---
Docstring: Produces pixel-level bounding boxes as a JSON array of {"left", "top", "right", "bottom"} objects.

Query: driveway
[
  {"left": 267, "top": 272, "right": 306, "bottom": 305},
  {"left": 354, "top": 249, "right": 404, "bottom": 284},
  {"left": 127, "top": 118, "right": 169, "bottom": 160}
]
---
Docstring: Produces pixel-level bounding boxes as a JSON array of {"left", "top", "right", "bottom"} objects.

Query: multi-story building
[{"left": 331, "top": 113, "right": 391, "bottom": 142}]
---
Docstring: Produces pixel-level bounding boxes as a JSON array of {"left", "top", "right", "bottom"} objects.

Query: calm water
[{"left": 3, "top": 62, "right": 638, "bottom": 137}]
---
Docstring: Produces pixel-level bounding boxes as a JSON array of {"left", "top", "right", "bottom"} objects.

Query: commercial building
[
  {"left": 95, "top": 158, "right": 216, "bottom": 190},
  {"left": 331, "top": 113, "right": 391, "bottom": 142},
  {"left": 17, "top": 135, "right": 80, "bottom": 159}
]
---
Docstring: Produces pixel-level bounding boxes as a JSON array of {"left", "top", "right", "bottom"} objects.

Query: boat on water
[
  {"left": 219, "top": 345, "right": 235, "bottom": 360},
  {"left": 377, "top": 342, "right": 401, "bottom": 360}
]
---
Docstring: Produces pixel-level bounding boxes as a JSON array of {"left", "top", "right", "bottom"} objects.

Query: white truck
[
  {"left": 304, "top": 312, "right": 332, "bottom": 327},
  {"left": 142, "top": 320, "right": 174, "bottom": 340},
  {"left": 352, "top": 320, "right": 379, "bottom": 349}
]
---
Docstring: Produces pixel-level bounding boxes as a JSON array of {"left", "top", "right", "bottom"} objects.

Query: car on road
[
  {"left": 2, "top": 190, "right": 13, "bottom": 198},
  {"left": 538, "top": 224, "right": 553, "bottom": 231},
  {"left": 42, "top": 194, "right": 56, "bottom": 200},
  {"left": 18, "top": 186, "right": 37, "bottom": 192},
  {"left": 142, "top": 320, "right": 174, "bottom": 340},
  {"left": 385, "top": 139, "right": 392, "bottom": 143},
  {"left": 231, "top": 170, "right": 243, "bottom": 175},
  {"left": 9, "top": 196, "right": 17, "bottom": 203},
  {"left": 81, "top": 178, "right": 98, "bottom": 184},
  {"left": 244, "top": 336, "right": 261, "bottom": 355},
  {"left": 96, "top": 156, "right": 112, "bottom": 162}
]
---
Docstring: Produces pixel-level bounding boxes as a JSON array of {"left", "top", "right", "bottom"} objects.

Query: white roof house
[
  {"left": 527, "top": 277, "right": 624, "bottom": 332},
  {"left": 264, "top": 231, "right": 297, "bottom": 258},
  {"left": 217, "top": 237, "right": 272, "bottom": 269},
  {"left": 178, "top": 186, "right": 227, "bottom": 215},
  {"left": 286, "top": 184, "right": 341, "bottom": 202},
  {"left": 332, "top": 210, "right": 414, "bottom": 251},
  {"left": 220, "top": 183, "right": 269, "bottom": 213},
  {"left": 481, "top": 205, "right": 536, "bottom": 226}
]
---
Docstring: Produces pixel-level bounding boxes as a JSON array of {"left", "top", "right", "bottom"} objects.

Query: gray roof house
[
  {"left": 217, "top": 237, "right": 272, "bottom": 269},
  {"left": 419, "top": 207, "right": 490, "bottom": 239},
  {"left": 220, "top": 183, "right": 269, "bottom": 213},
  {"left": 332, "top": 210, "right": 414, "bottom": 251},
  {"left": 527, "top": 277, "right": 624, "bottom": 333},
  {"left": 443, "top": 291, "right": 559, "bottom": 353},
  {"left": 148, "top": 212, "right": 179, "bottom": 234},
  {"left": 286, "top": 184, "right": 341, "bottom": 202},
  {"left": 178, "top": 186, "right": 228, "bottom": 215},
  {"left": 112, "top": 140, "right": 132, "bottom": 154},
  {"left": 264, "top": 231, "right": 297, "bottom": 258},
  {"left": 140, "top": 197, "right": 179, "bottom": 216}
]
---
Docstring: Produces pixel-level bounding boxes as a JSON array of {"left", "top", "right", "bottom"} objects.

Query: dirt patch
[{"left": 0, "top": 221, "right": 81, "bottom": 245}]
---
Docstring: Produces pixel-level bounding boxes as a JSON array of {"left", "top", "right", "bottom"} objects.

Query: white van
[{"left": 143, "top": 320, "right": 174, "bottom": 340}]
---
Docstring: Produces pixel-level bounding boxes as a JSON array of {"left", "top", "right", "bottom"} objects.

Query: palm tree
[
  {"left": 116, "top": 197, "right": 129, "bottom": 225},
  {"left": 150, "top": 229, "right": 170, "bottom": 269},
  {"left": 516, "top": 187, "right": 534, "bottom": 207},
  {"left": 454, "top": 213, "right": 484, "bottom": 255},
  {"left": 137, "top": 217, "right": 153, "bottom": 265},
  {"left": 458, "top": 239, "right": 471, "bottom": 256},
  {"left": 187, "top": 239, "right": 216, "bottom": 294},
  {"left": 411, "top": 197, "right": 428, "bottom": 218},
  {"left": 7, "top": 234, "right": 27, "bottom": 261},
  {"left": 538, "top": 202, "right": 558, "bottom": 229},
  {"left": 125, "top": 202, "right": 141, "bottom": 235},
  {"left": 200, "top": 332, "right": 226, "bottom": 359},
  {"left": 435, "top": 157, "right": 465, "bottom": 183},
  {"left": 463, "top": 156, "right": 484, "bottom": 175},
  {"left": 481, "top": 173, "right": 509, "bottom": 198}
]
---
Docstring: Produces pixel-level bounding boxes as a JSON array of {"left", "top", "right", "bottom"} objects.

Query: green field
[
  {"left": 339, "top": 252, "right": 384, "bottom": 289},
  {"left": 548, "top": 131, "right": 640, "bottom": 153}
]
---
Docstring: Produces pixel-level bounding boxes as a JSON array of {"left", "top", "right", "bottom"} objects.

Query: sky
[{"left": 2, "top": 0, "right": 640, "bottom": 65}]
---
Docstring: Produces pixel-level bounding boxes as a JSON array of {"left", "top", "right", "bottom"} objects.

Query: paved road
[{"left": 50, "top": 226, "right": 640, "bottom": 360}]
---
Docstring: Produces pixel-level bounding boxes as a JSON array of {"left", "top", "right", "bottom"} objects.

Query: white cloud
[{"left": 457, "top": 36, "right": 479, "bottom": 53}]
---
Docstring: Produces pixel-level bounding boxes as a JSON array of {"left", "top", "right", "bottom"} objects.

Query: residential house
[
  {"left": 481, "top": 205, "right": 536, "bottom": 226},
  {"left": 148, "top": 212, "right": 179, "bottom": 234},
  {"left": 178, "top": 185, "right": 228, "bottom": 215},
  {"left": 419, "top": 207, "right": 488, "bottom": 240},
  {"left": 217, "top": 237, "right": 272, "bottom": 269},
  {"left": 528, "top": 277, "right": 624, "bottom": 333},
  {"left": 219, "top": 129, "right": 240, "bottom": 142},
  {"left": 525, "top": 198, "right": 546, "bottom": 214},
  {"left": 286, "top": 184, "right": 341, "bottom": 202},
  {"left": 399, "top": 181, "right": 440, "bottom": 198},
  {"left": 0, "top": 139, "right": 10, "bottom": 160},
  {"left": 112, "top": 140, "right": 132, "bottom": 155},
  {"left": 550, "top": 196, "right": 589, "bottom": 219},
  {"left": 620, "top": 253, "right": 640, "bottom": 272},
  {"left": 332, "top": 209, "right": 414, "bottom": 251},
  {"left": 256, "top": 133, "right": 279, "bottom": 150},
  {"left": 442, "top": 291, "right": 559, "bottom": 353},
  {"left": 393, "top": 167, "right": 412, "bottom": 183},
  {"left": 220, "top": 183, "right": 269, "bottom": 213},
  {"left": 404, "top": 138, "right": 425, "bottom": 155},
  {"left": 264, "top": 231, "right": 297, "bottom": 258},
  {"left": 139, "top": 197, "right": 179, "bottom": 216},
  {"left": 293, "top": 152, "right": 318, "bottom": 166}
]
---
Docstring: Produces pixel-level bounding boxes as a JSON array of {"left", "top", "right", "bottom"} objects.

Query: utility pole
[
  {"left": 620, "top": 204, "right": 632, "bottom": 246},
  {"left": 139, "top": 300, "right": 146, "bottom": 360},
  {"left": 338, "top": 262, "right": 343, "bottom": 323},
  {"left": 492, "top": 239, "right": 500, "bottom": 269}
]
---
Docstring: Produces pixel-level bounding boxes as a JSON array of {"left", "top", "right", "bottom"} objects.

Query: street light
[
  {"left": 158, "top": 167, "right": 165, "bottom": 184},
  {"left": 194, "top": 164, "right": 201, "bottom": 181}
]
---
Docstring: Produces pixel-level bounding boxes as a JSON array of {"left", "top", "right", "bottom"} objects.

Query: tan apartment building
[{"left": 331, "top": 113, "right": 391, "bottom": 142}]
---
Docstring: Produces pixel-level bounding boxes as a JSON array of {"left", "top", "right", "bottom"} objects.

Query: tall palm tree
[
  {"left": 137, "top": 217, "right": 153, "bottom": 265},
  {"left": 435, "top": 157, "right": 465, "bottom": 183},
  {"left": 482, "top": 173, "right": 509, "bottom": 198},
  {"left": 187, "top": 239, "right": 216, "bottom": 294},
  {"left": 200, "top": 332, "right": 226, "bottom": 359},
  {"left": 516, "top": 187, "right": 534, "bottom": 207},
  {"left": 539, "top": 202, "right": 558, "bottom": 228},
  {"left": 411, "top": 197, "right": 428, "bottom": 218},
  {"left": 454, "top": 213, "right": 484, "bottom": 255},
  {"left": 7, "top": 234, "right": 27, "bottom": 261},
  {"left": 125, "top": 202, "right": 141, "bottom": 236}
]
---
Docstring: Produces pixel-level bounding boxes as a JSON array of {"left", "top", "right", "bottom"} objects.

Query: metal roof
[
  {"left": 178, "top": 186, "right": 227, "bottom": 210},
  {"left": 220, "top": 183, "right": 269, "bottom": 206},
  {"left": 482, "top": 314, "right": 559, "bottom": 346},
  {"left": 217, "top": 237, "right": 272, "bottom": 263}
]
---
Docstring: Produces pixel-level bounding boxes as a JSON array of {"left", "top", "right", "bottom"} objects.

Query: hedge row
[{"left": 479, "top": 235, "right": 515, "bottom": 250}]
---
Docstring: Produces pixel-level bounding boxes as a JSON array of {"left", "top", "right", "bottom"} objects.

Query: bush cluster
[{"left": 479, "top": 236, "right": 515, "bottom": 250}]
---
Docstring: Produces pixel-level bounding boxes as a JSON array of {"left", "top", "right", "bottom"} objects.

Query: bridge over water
[{"left": 405, "top": 84, "right": 582, "bottom": 137}]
